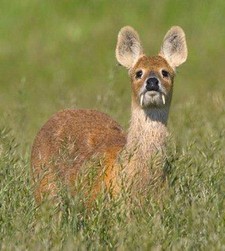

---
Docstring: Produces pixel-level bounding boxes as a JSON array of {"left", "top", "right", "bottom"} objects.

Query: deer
[{"left": 31, "top": 25, "right": 188, "bottom": 204}]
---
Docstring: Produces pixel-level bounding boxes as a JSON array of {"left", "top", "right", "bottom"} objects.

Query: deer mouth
[{"left": 140, "top": 91, "right": 166, "bottom": 107}]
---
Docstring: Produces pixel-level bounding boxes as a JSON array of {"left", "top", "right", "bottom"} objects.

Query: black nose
[{"left": 146, "top": 77, "right": 159, "bottom": 91}]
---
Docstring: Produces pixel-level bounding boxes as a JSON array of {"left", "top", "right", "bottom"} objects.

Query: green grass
[{"left": 1, "top": 0, "right": 225, "bottom": 250}]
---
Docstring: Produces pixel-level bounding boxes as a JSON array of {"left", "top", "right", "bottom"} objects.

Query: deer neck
[
  {"left": 126, "top": 104, "right": 169, "bottom": 158},
  {"left": 114, "top": 104, "right": 167, "bottom": 181},
  {"left": 115, "top": 104, "right": 170, "bottom": 193}
]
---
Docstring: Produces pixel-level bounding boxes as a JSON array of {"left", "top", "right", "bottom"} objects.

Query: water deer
[{"left": 31, "top": 26, "right": 187, "bottom": 203}]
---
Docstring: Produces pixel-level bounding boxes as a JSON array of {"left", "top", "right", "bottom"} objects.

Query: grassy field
[{"left": 1, "top": 0, "right": 225, "bottom": 250}]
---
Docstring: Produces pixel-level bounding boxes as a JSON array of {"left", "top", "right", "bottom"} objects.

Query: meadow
[{"left": 1, "top": 0, "right": 225, "bottom": 250}]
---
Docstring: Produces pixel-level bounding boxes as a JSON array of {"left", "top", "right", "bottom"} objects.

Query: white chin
[{"left": 140, "top": 92, "right": 165, "bottom": 107}]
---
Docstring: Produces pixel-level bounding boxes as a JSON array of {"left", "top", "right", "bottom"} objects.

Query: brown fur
[
  {"left": 31, "top": 109, "right": 126, "bottom": 202},
  {"left": 31, "top": 26, "right": 187, "bottom": 203}
]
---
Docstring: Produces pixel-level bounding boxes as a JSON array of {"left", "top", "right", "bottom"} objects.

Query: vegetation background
[{"left": 1, "top": 0, "right": 225, "bottom": 250}]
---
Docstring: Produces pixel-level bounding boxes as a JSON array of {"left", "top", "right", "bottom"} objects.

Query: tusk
[
  {"left": 140, "top": 94, "right": 144, "bottom": 107},
  {"left": 162, "top": 94, "right": 165, "bottom": 105}
]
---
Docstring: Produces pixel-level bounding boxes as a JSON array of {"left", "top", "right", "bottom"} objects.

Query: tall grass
[{"left": 1, "top": 0, "right": 225, "bottom": 250}]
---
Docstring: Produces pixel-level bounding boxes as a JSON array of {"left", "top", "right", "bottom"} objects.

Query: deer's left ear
[{"left": 159, "top": 26, "right": 188, "bottom": 69}]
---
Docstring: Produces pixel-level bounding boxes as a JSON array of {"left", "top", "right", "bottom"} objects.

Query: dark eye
[
  {"left": 135, "top": 70, "right": 143, "bottom": 79},
  {"left": 162, "top": 70, "right": 169, "bottom": 78}
]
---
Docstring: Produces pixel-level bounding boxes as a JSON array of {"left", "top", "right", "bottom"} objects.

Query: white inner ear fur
[
  {"left": 116, "top": 26, "right": 143, "bottom": 69},
  {"left": 159, "top": 26, "right": 188, "bottom": 69}
]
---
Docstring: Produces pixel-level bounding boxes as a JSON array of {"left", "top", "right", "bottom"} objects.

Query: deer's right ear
[{"left": 116, "top": 26, "right": 143, "bottom": 69}]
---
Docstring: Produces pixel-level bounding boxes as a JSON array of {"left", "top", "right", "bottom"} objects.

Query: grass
[{"left": 1, "top": 0, "right": 225, "bottom": 250}]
